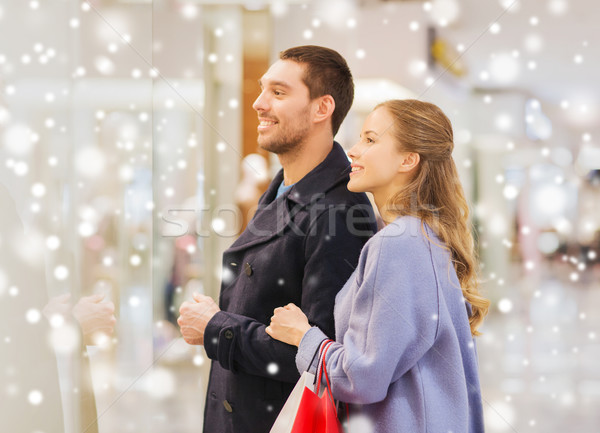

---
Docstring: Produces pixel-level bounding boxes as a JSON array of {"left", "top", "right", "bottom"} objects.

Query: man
[{"left": 178, "top": 45, "right": 377, "bottom": 433}]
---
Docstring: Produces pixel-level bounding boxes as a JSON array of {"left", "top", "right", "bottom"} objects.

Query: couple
[{"left": 178, "top": 45, "right": 489, "bottom": 433}]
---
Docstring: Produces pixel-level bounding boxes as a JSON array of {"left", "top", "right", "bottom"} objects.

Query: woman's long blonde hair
[{"left": 378, "top": 99, "right": 489, "bottom": 336}]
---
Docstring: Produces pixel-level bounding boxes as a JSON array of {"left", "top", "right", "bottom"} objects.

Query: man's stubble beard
[{"left": 257, "top": 109, "right": 312, "bottom": 156}]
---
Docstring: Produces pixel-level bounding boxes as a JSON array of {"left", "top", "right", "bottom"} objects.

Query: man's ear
[
  {"left": 313, "top": 95, "right": 335, "bottom": 125},
  {"left": 398, "top": 152, "right": 420, "bottom": 173}
]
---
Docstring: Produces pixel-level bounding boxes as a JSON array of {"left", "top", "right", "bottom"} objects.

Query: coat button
[
  {"left": 224, "top": 329, "right": 234, "bottom": 340},
  {"left": 223, "top": 400, "right": 233, "bottom": 413},
  {"left": 244, "top": 262, "right": 253, "bottom": 276}
]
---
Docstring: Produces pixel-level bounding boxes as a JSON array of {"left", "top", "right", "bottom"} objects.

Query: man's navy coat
[{"left": 203, "top": 142, "right": 377, "bottom": 433}]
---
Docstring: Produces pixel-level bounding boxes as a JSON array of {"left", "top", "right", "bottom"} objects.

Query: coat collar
[
  {"left": 283, "top": 141, "right": 351, "bottom": 206},
  {"left": 227, "top": 142, "right": 351, "bottom": 253}
]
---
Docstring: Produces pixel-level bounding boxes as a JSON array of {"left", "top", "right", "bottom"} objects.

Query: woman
[{"left": 266, "top": 99, "right": 489, "bottom": 432}]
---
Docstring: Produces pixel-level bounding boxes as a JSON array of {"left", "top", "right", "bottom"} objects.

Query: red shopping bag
[
  {"left": 270, "top": 340, "right": 344, "bottom": 433},
  {"left": 291, "top": 341, "right": 343, "bottom": 433}
]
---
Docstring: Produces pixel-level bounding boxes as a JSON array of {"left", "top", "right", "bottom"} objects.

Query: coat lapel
[
  {"left": 226, "top": 142, "right": 351, "bottom": 253},
  {"left": 227, "top": 186, "right": 292, "bottom": 252}
]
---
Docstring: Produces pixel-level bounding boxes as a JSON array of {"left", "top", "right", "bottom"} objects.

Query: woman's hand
[{"left": 265, "top": 303, "right": 312, "bottom": 347}]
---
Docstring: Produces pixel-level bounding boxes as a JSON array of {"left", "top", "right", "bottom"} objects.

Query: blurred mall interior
[{"left": 1, "top": 0, "right": 600, "bottom": 431}]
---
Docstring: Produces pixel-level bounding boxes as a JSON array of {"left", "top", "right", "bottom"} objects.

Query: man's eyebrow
[{"left": 258, "top": 79, "right": 292, "bottom": 89}]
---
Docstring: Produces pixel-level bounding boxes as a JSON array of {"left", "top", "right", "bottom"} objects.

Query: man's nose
[{"left": 252, "top": 91, "right": 268, "bottom": 112}]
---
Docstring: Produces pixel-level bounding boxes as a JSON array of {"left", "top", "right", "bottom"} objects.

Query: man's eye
[{"left": 274, "top": 90, "right": 282, "bottom": 96}]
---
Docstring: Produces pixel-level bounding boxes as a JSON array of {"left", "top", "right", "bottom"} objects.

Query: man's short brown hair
[{"left": 279, "top": 45, "right": 354, "bottom": 137}]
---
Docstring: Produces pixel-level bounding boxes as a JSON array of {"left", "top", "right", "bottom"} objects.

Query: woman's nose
[{"left": 347, "top": 142, "right": 361, "bottom": 160}]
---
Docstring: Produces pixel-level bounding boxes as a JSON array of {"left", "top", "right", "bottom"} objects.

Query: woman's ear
[
  {"left": 398, "top": 152, "right": 420, "bottom": 173},
  {"left": 313, "top": 95, "right": 336, "bottom": 125}
]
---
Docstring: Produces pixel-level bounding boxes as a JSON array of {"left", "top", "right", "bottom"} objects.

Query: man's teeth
[{"left": 260, "top": 120, "right": 276, "bottom": 126}]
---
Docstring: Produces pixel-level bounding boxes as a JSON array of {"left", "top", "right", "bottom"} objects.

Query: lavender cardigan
[{"left": 296, "top": 216, "right": 485, "bottom": 433}]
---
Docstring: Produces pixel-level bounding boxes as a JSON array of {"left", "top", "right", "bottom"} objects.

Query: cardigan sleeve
[{"left": 298, "top": 224, "right": 441, "bottom": 404}]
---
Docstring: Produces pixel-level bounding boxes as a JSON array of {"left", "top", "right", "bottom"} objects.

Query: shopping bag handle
[
  {"left": 309, "top": 337, "right": 330, "bottom": 385},
  {"left": 315, "top": 339, "right": 351, "bottom": 425},
  {"left": 316, "top": 340, "right": 337, "bottom": 416},
  {"left": 315, "top": 339, "right": 332, "bottom": 391}
]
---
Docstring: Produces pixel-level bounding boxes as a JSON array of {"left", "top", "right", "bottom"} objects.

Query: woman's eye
[{"left": 366, "top": 137, "right": 374, "bottom": 144}]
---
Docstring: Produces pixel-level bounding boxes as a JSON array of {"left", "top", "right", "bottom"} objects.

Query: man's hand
[
  {"left": 42, "top": 293, "right": 73, "bottom": 322},
  {"left": 43, "top": 292, "right": 116, "bottom": 346},
  {"left": 178, "top": 293, "right": 220, "bottom": 345},
  {"left": 72, "top": 293, "right": 117, "bottom": 346}
]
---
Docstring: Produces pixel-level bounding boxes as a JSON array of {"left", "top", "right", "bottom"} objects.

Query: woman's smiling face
[{"left": 347, "top": 106, "right": 410, "bottom": 202}]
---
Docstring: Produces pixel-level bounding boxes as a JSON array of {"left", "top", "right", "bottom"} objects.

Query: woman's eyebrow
[{"left": 362, "top": 130, "right": 380, "bottom": 136}]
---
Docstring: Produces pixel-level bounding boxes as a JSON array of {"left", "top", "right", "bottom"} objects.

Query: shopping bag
[
  {"left": 270, "top": 340, "right": 343, "bottom": 433},
  {"left": 270, "top": 370, "right": 318, "bottom": 433},
  {"left": 302, "top": 341, "right": 343, "bottom": 433}
]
